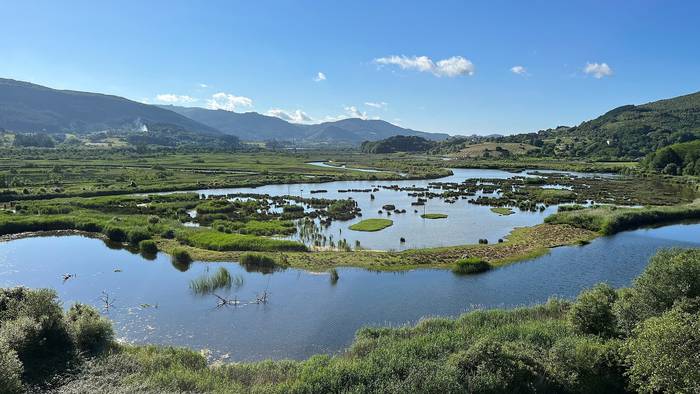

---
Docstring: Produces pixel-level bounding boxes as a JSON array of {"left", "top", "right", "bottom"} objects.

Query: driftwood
[{"left": 62, "top": 273, "right": 76, "bottom": 283}]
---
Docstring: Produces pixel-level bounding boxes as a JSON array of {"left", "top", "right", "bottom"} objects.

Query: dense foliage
[
  {"left": 360, "top": 135, "right": 437, "bottom": 153},
  {"left": 0, "top": 288, "right": 112, "bottom": 393},
  {"left": 641, "top": 140, "right": 700, "bottom": 175}
]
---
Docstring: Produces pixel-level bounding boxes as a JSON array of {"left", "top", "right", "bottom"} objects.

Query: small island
[
  {"left": 349, "top": 218, "right": 394, "bottom": 232},
  {"left": 421, "top": 213, "right": 448, "bottom": 219},
  {"left": 490, "top": 207, "right": 515, "bottom": 216}
]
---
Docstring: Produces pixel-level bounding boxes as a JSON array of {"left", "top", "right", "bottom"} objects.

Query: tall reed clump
[
  {"left": 329, "top": 268, "right": 339, "bottom": 284},
  {"left": 453, "top": 257, "right": 491, "bottom": 274},
  {"left": 189, "top": 267, "right": 242, "bottom": 295}
]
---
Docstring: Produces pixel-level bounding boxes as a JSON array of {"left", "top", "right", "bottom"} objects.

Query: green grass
[
  {"left": 452, "top": 257, "right": 491, "bottom": 274},
  {"left": 348, "top": 218, "right": 393, "bottom": 232},
  {"left": 421, "top": 213, "right": 448, "bottom": 219},
  {"left": 545, "top": 200, "right": 700, "bottom": 235},
  {"left": 189, "top": 267, "right": 242, "bottom": 295},
  {"left": 184, "top": 229, "right": 307, "bottom": 252},
  {"left": 490, "top": 207, "right": 514, "bottom": 215}
]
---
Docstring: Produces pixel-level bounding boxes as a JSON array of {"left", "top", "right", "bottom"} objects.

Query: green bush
[
  {"left": 0, "top": 288, "right": 77, "bottom": 384},
  {"left": 239, "top": 253, "right": 281, "bottom": 273},
  {"left": 452, "top": 257, "right": 490, "bottom": 274},
  {"left": 128, "top": 228, "right": 151, "bottom": 246},
  {"left": 104, "top": 226, "right": 127, "bottom": 242},
  {"left": 139, "top": 240, "right": 158, "bottom": 254},
  {"left": 568, "top": 283, "right": 618, "bottom": 337},
  {"left": 624, "top": 302, "right": 700, "bottom": 393},
  {"left": 613, "top": 248, "right": 700, "bottom": 332},
  {"left": 66, "top": 303, "right": 114, "bottom": 353},
  {"left": 0, "top": 342, "right": 23, "bottom": 394},
  {"left": 171, "top": 248, "right": 192, "bottom": 263}
]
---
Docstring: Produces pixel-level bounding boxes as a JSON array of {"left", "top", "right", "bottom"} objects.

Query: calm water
[
  {"left": 196, "top": 168, "right": 582, "bottom": 251},
  {"left": 1, "top": 222, "right": 698, "bottom": 361}
]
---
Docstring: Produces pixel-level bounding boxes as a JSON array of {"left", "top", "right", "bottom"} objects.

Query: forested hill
[
  {"left": 432, "top": 90, "right": 700, "bottom": 160},
  {"left": 360, "top": 135, "right": 437, "bottom": 153},
  {"left": 550, "top": 90, "right": 700, "bottom": 159}
]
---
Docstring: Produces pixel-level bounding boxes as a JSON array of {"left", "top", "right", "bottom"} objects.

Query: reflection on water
[{"left": 1, "top": 222, "right": 698, "bottom": 361}]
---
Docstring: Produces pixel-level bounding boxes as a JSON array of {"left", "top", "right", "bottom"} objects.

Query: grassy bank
[
  {"left": 8, "top": 248, "right": 699, "bottom": 393},
  {"left": 157, "top": 223, "right": 597, "bottom": 271},
  {"left": 421, "top": 213, "right": 448, "bottom": 219},
  {"left": 546, "top": 200, "right": 700, "bottom": 235},
  {"left": 348, "top": 218, "right": 393, "bottom": 232}
]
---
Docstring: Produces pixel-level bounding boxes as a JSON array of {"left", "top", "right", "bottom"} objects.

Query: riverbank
[
  {"left": 6, "top": 248, "right": 698, "bottom": 393},
  {"left": 155, "top": 223, "right": 596, "bottom": 271}
]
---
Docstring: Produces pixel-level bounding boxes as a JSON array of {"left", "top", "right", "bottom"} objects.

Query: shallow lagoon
[
  {"left": 1, "top": 222, "right": 698, "bottom": 361},
  {"left": 196, "top": 168, "right": 597, "bottom": 250}
]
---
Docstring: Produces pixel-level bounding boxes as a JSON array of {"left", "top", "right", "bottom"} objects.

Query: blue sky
[{"left": 1, "top": 0, "right": 699, "bottom": 135}]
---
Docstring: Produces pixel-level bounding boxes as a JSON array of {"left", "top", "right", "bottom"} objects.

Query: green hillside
[{"left": 458, "top": 91, "right": 700, "bottom": 161}]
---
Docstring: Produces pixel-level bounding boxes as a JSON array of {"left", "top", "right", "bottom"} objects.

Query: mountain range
[
  {"left": 0, "top": 78, "right": 449, "bottom": 145},
  {"left": 160, "top": 105, "right": 449, "bottom": 143}
]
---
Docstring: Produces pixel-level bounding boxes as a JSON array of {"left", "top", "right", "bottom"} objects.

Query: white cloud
[
  {"left": 314, "top": 72, "right": 327, "bottom": 82},
  {"left": 584, "top": 62, "right": 613, "bottom": 79},
  {"left": 197, "top": 83, "right": 208, "bottom": 88},
  {"left": 374, "top": 55, "right": 475, "bottom": 77},
  {"left": 364, "top": 101, "right": 388, "bottom": 109},
  {"left": 266, "top": 108, "right": 313, "bottom": 123},
  {"left": 206, "top": 92, "right": 253, "bottom": 111},
  {"left": 510, "top": 65, "right": 527, "bottom": 75},
  {"left": 155, "top": 94, "right": 198, "bottom": 104},
  {"left": 344, "top": 106, "right": 368, "bottom": 120}
]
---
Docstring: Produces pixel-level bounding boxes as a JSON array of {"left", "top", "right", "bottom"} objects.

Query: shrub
[
  {"left": 139, "top": 240, "right": 158, "bottom": 254},
  {"left": 104, "top": 226, "right": 127, "bottom": 243},
  {"left": 148, "top": 215, "right": 160, "bottom": 224},
  {"left": 624, "top": 302, "right": 700, "bottom": 393},
  {"left": 0, "top": 288, "right": 74, "bottom": 382},
  {"left": 452, "top": 257, "right": 490, "bottom": 274},
  {"left": 66, "top": 303, "right": 114, "bottom": 353},
  {"left": 171, "top": 248, "right": 192, "bottom": 264},
  {"left": 161, "top": 229, "right": 176, "bottom": 239},
  {"left": 0, "top": 343, "right": 23, "bottom": 394},
  {"left": 613, "top": 248, "right": 700, "bottom": 332},
  {"left": 448, "top": 339, "right": 546, "bottom": 392},
  {"left": 240, "top": 252, "right": 276, "bottom": 267},
  {"left": 568, "top": 283, "right": 618, "bottom": 337},
  {"left": 128, "top": 228, "right": 151, "bottom": 246}
]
